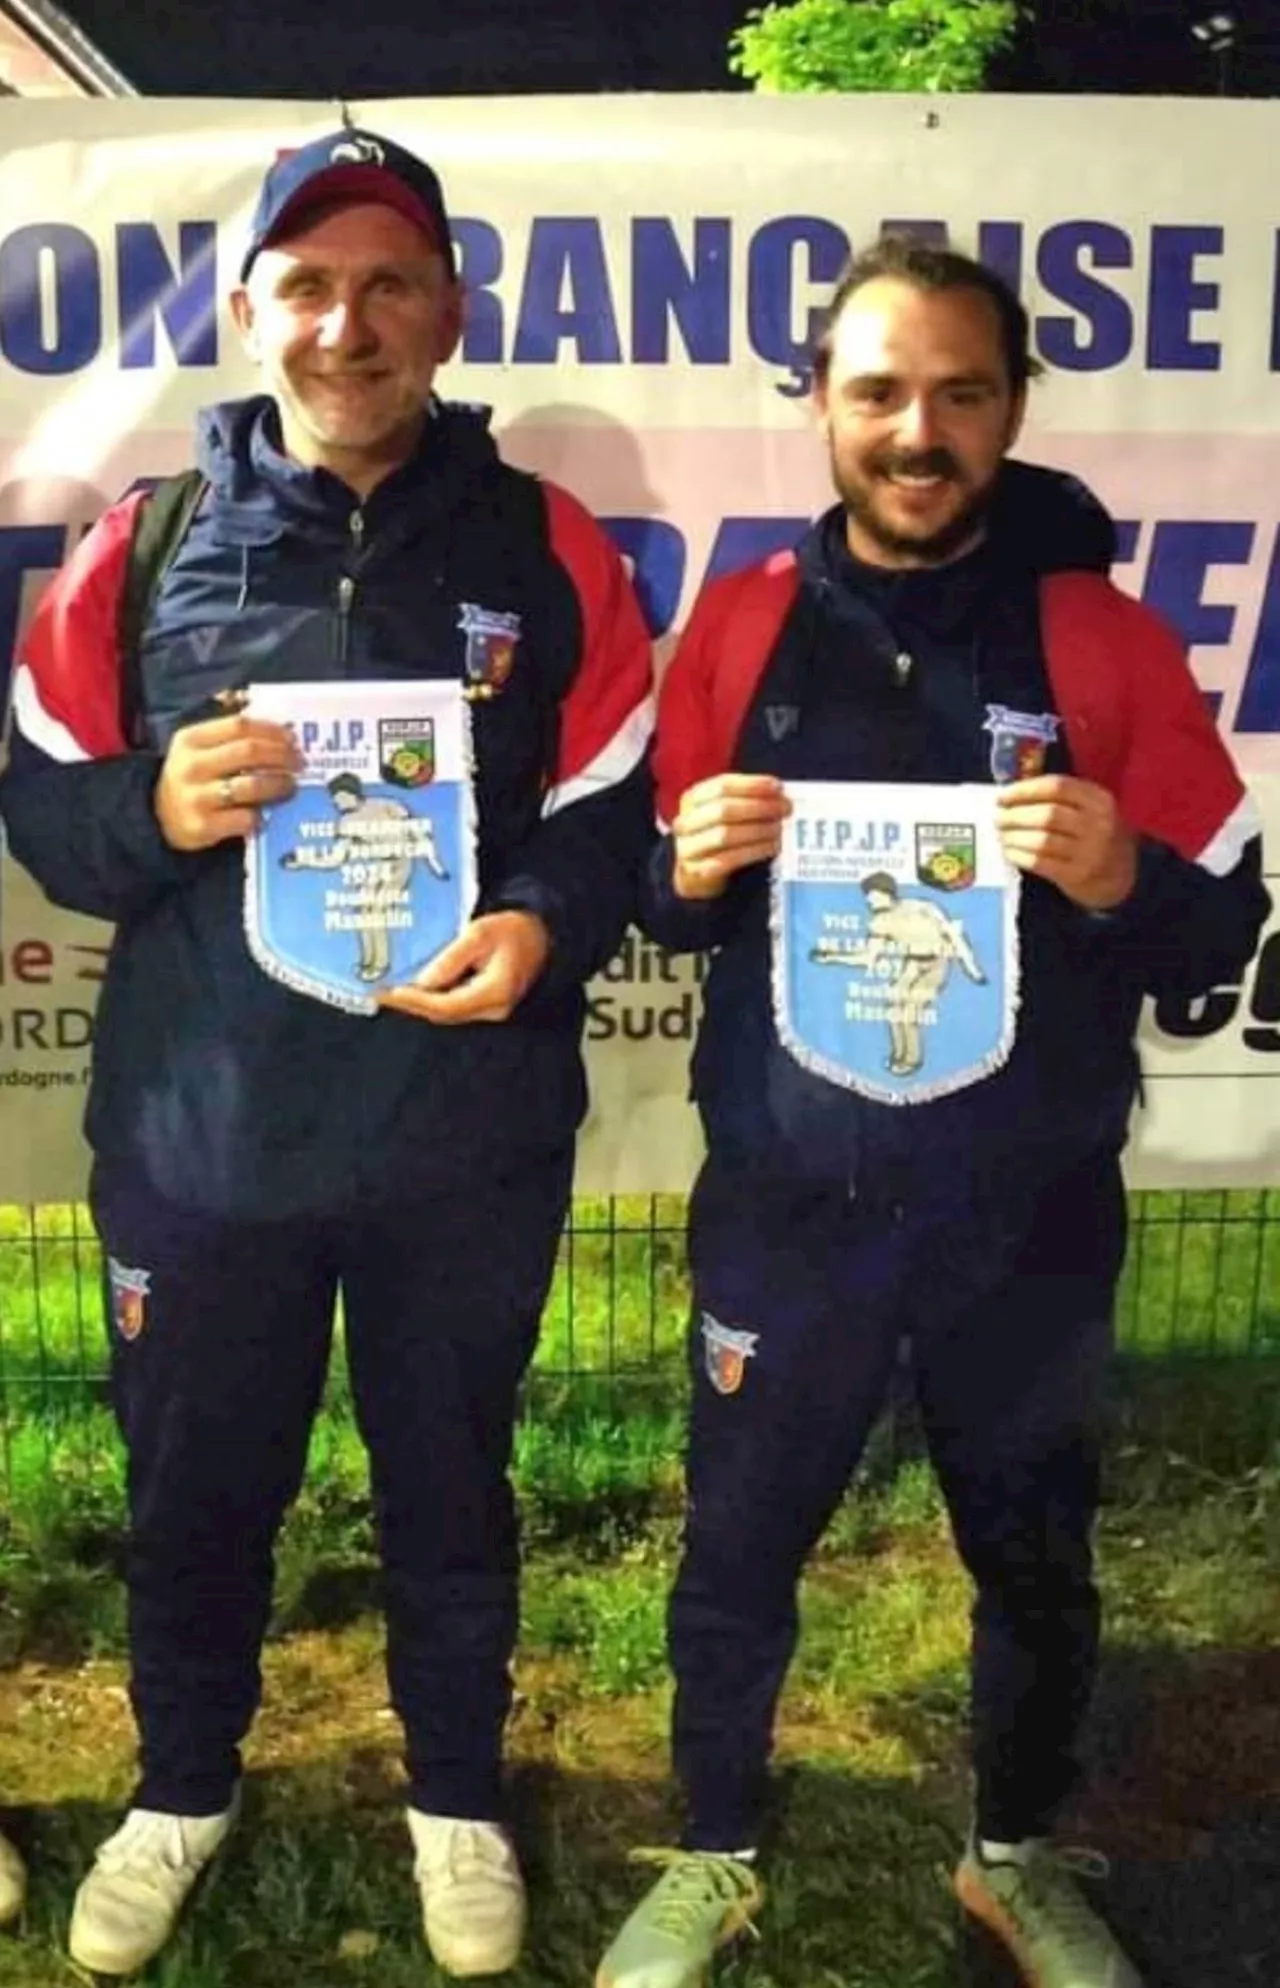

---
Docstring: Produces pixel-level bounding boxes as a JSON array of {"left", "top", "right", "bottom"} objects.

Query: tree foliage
[{"left": 729, "top": 0, "right": 1021, "bottom": 94}]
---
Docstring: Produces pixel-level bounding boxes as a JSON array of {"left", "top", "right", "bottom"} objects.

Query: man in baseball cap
[{"left": 3, "top": 122, "right": 653, "bottom": 1981}]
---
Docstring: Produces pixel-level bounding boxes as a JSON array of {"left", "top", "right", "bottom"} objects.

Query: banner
[
  {"left": 772, "top": 782, "right": 1019, "bottom": 1104},
  {"left": 1, "top": 93, "right": 1279, "bottom": 1196},
  {"left": 243, "top": 680, "right": 475, "bottom": 1016}
]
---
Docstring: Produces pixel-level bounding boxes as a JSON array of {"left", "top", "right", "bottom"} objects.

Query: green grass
[
  {"left": 0, "top": 1197, "right": 1275, "bottom": 1980},
  {"left": 1118, "top": 1188, "right": 1280, "bottom": 1356},
  {"left": 1, "top": 1191, "right": 1280, "bottom": 1632},
  {"left": 0, "top": 1460, "right": 1274, "bottom": 1984}
]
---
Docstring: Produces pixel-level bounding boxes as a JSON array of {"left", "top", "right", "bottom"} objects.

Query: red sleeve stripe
[
  {"left": 542, "top": 478, "right": 654, "bottom": 817},
  {"left": 542, "top": 690, "right": 654, "bottom": 817},
  {"left": 14, "top": 493, "right": 140, "bottom": 762},
  {"left": 10, "top": 660, "right": 90, "bottom": 763},
  {"left": 1042, "top": 574, "right": 1261, "bottom": 877},
  {"left": 652, "top": 560, "right": 799, "bottom": 830}
]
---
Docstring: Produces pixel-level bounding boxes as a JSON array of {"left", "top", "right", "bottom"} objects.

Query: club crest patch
[
  {"left": 458, "top": 603, "right": 521, "bottom": 700},
  {"left": 107, "top": 1258, "right": 152, "bottom": 1341},
  {"left": 379, "top": 716, "right": 436, "bottom": 787},
  {"left": 700, "top": 1313, "right": 760, "bottom": 1396},
  {"left": 982, "top": 705, "right": 1060, "bottom": 783},
  {"left": 915, "top": 820, "right": 977, "bottom": 893}
]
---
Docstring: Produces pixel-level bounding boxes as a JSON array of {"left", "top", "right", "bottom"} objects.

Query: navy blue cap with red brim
[{"left": 241, "top": 128, "right": 456, "bottom": 281}]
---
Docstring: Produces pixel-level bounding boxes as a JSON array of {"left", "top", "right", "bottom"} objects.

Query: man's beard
[{"left": 834, "top": 445, "right": 999, "bottom": 567}]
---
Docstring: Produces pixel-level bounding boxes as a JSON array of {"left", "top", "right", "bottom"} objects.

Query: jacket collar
[{"left": 192, "top": 393, "right": 500, "bottom": 545}]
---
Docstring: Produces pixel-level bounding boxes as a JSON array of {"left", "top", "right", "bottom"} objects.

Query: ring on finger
[{"left": 219, "top": 772, "right": 239, "bottom": 807}]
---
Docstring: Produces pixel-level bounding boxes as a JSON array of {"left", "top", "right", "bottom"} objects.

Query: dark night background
[{"left": 57, "top": 0, "right": 1280, "bottom": 101}]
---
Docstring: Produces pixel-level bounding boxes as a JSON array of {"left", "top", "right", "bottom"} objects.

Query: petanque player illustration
[
  {"left": 810, "top": 869, "right": 987, "bottom": 1075},
  {"left": 281, "top": 772, "right": 449, "bottom": 984}
]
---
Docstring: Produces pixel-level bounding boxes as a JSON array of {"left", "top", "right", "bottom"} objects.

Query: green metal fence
[{"left": 0, "top": 1189, "right": 1278, "bottom": 1508}]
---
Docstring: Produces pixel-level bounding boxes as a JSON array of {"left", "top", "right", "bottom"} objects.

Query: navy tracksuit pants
[
  {"left": 670, "top": 1141, "right": 1126, "bottom": 1851},
  {"left": 90, "top": 1150, "right": 571, "bottom": 1820}
]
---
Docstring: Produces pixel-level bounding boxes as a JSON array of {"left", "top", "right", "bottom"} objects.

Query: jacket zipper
[{"left": 336, "top": 508, "right": 365, "bottom": 664}]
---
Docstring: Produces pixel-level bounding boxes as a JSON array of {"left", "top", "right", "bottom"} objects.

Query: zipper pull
[{"left": 349, "top": 508, "right": 365, "bottom": 552}]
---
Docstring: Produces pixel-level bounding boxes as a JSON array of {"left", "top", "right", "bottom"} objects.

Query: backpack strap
[
  {"left": 117, "top": 469, "right": 207, "bottom": 746},
  {"left": 475, "top": 459, "right": 550, "bottom": 619},
  {"left": 468, "top": 458, "right": 560, "bottom": 774}
]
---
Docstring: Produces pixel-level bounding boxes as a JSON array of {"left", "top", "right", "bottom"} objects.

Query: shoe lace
[
  {"left": 419, "top": 1822, "right": 514, "bottom": 1887},
  {"left": 629, "top": 1848, "right": 762, "bottom": 1943},
  {"left": 97, "top": 1813, "right": 191, "bottom": 1885},
  {"left": 1002, "top": 1844, "right": 1114, "bottom": 1950}
]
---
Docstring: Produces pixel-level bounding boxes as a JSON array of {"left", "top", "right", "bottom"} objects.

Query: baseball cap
[{"left": 240, "top": 128, "right": 456, "bottom": 281}]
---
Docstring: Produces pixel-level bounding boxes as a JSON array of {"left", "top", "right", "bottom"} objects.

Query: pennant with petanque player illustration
[
  {"left": 243, "top": 679, "right": 477, "bottom": 1016},
  {"left": 771, "top": 781, "right": 1022, "bottom": 1105}
]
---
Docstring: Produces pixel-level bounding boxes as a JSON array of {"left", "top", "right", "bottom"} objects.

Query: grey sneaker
[
  {"left": 954, "top": 1834, "right": 1144, "bottom": 1987},
  {"left": 596, "top": 1848, "right": 763, "bottom": 1988}
]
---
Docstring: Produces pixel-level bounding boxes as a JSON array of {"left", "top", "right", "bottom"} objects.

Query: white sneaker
[
  {"left": 0, "top": 1829, "right": 25, "bottom": 1925},
  {"left": 407, "top": 1809, "right": 527, "bottom": 1977},
  {"left": 68, "top": 1800, "right": 238, "bottom": 1975}
]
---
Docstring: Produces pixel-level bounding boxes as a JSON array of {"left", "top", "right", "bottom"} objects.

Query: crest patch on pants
[
  {"left": 107, "top": 1258, "right": 152, "bottom": 1341},
  {"left": 700, "top": 1312, "right": 760, "bottom": 1396}
]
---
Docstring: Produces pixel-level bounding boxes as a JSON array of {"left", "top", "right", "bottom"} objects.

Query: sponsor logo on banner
[
  {"left": 915, "top": 822, "right": 977, "bottom": 893},
  {"left": 379, "top": 718, "right": 436, "bottom": 788}
]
